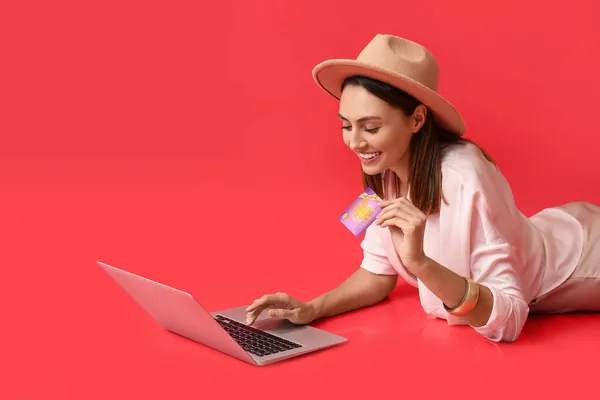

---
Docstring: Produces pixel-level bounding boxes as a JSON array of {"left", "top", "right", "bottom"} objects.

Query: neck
[{"left": 389, "top": 153, "right": 410, "bottom": 184}]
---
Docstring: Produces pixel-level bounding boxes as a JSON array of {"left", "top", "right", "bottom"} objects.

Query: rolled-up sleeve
[
  {"left": 469, "top": 243, "right": 529, "bottom": 342},
  {"left": 473, "top": 286, "right": 529, "bottom": 342},
  {"left": 439, "top": 154, "right": 532, "bottom": 343},
  {"left": 463, "top": 172, "right": 530, "bottom": 342},
  {"left": 360, "top": 224, "right": 398, "bottom": 275}
]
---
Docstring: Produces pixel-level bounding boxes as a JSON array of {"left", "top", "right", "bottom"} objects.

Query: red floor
[
  {"left": 2, "top": 160, "right": 599, "bottom": 399},
  {"left": 3, "top": 0, "right": 600, "bottom": 398}
]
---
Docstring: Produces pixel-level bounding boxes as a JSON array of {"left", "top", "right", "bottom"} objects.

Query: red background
[{"left": 2, "top": 0, "right": 600, "bottom": 398}]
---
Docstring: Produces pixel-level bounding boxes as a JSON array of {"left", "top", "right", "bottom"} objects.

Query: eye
[
  {"left": 364, "top": 127, "right": 380, "bottom": 133},
  {"left": 341, "top": 125, "right": 352, "bottom": 131}
]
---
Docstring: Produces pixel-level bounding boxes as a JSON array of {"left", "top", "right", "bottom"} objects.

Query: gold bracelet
[{"left": 443, "top": 277, "right": 480, "bottom": 316}]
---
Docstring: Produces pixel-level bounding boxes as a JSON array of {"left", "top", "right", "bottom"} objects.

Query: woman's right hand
[{"left": 245, "top": 292, "right": 318, "bottom": 326}]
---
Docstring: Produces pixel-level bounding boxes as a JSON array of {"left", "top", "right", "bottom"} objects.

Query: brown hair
[{"left": 341, "top": 76, "right": 494, "bottom": 215}]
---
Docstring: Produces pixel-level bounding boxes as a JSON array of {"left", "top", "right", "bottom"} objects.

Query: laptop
[{"left": 97, "top": 261, "right": 347, "bottom": 366}]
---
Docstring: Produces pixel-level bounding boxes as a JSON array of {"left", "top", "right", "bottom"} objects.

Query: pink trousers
[{"left": 530, "top": 201, "right": 600, "bottom": 314}]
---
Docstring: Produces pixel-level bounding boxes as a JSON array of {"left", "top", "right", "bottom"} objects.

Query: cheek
[
  {"left": 372, "top": 137, "right": 396, "bottom": 153},
  {"left": 342, "top": 131, "right": 351, "bottom": 146},
  {"left": 381, "top": 131, "right": 411, "bottom": 151}
]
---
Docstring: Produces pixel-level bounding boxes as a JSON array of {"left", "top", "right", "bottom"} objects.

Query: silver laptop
[{"left": 97, "top": 261, "right": 347, "bottom": 366}]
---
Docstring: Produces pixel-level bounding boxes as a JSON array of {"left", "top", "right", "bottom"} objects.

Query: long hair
[{"left": 341, "top": 76, "right": 494, "bottom": 215}]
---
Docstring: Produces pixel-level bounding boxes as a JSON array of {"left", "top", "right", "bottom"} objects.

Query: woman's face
[{"left": 338, "top": 84, "right": 425, "bottom": 176}]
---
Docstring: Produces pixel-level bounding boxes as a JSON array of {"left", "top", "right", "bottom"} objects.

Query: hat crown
[{"left": 357, "top": 34, "right": 439, "bottom": 92}]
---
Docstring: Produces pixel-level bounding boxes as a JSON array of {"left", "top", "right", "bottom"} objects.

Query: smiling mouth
[{"left": 358, "top": 152, "right": 382, "bottom": 161}]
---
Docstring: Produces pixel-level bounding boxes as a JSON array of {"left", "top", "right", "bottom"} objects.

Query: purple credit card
[{"left": 339, "top": 187, "right": 383, "bottom": 236}]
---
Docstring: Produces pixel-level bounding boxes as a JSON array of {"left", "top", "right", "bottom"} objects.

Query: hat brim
[{"left": 312, "top": 59, "right": 465, "bottom": 136}]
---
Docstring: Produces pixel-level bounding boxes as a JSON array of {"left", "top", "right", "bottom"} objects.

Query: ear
[{"left": 411, "top": 105, "right": 428, "bottom": 133}]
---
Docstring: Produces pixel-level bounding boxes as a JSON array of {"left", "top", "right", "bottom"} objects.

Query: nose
[{"left": 348, "top": 129, "right": 365, "bottom": 152}]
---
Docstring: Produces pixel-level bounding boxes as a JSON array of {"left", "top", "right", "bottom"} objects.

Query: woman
[{"left": 245, "top": 34, "right": 600, "bottom": 342}]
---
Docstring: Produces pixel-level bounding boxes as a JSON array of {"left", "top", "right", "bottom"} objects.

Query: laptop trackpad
[{"left": 253, "top": 318, "right": 306, "bottom": 334}]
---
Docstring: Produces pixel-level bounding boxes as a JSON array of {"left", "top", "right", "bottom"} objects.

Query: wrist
[
  {"left": 406, "top": 255, "right": 434, "bottom": 278},
  {"left": 307, "top": 297, "right": 323, "bottom": 321}
]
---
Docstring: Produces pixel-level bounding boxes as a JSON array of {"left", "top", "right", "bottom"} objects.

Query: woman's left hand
[{"left": 375, "top": 197, "right": 430, "bottom": 275}]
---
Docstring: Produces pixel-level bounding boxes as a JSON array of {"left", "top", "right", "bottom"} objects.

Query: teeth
[{"left": 359, "top": 152, "right": 381, "bottom": 160}]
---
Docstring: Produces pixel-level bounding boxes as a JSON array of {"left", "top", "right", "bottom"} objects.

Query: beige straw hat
[{"left": 312, "top": 34, "right": 465, "bottom": 135}]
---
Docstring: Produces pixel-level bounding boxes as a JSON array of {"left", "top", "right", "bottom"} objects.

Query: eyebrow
[{"left": 338, "top": 113, "right": 382, "bottom": 123}]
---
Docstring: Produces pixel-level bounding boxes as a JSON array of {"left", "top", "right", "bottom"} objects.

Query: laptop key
[{"left": 215, "top": 315, "right": 303, "bottom": 356}]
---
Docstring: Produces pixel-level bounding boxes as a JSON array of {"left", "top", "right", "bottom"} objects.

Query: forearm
[
  {"left": 413, "top": 257, "right": 494, "bottom": 327},
  {"left": 308, "top": 268, "right": 398, "bottom": 320}
]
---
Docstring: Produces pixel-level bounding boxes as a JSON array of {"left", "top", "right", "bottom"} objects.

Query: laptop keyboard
[{"left": 215, "top": 315, "right": 302, "bottom": 357}]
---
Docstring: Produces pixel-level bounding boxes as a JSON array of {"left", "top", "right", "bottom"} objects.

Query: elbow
[
  {"left": 371, "top": 274, "right": 399, "bottom": 304},
  {"left": 486, "top": 328, "right": 523, "bottom": 343},
  {"left": 503, "top": 334, "right": 521, "bottom": 343},
  {"left": 472, "top": 288, "right": 529, "bottom": 343},
  {"left": 477, "top": 317, "right": 526, "bottom": 343},
  {"left": 483, "top": 326, "right": 523, "bottom": 343},
  {"left": 380, "top": 275, "right": 399, "bottom": 299}
]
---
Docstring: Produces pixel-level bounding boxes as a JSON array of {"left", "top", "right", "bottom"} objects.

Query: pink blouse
[{"left": 359, "top": 142, "right": 584, "bottom": 342}]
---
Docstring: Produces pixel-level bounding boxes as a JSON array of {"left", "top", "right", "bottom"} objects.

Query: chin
[{"left": 361, "top": 164, "right": 386, "bottom": 176}]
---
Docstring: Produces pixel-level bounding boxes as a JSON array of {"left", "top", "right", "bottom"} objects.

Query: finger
[
  {"left": 397, "top": 197, "right": 425, "bottom": 219},
  {"left": 246, "top": 304, "right": 273, "bottom": 320},
  {"left": 380, "top": 217, "right": 423, "bottom": 235},
  {"left": 377, "top": 201, "right": 422, "bottom": 224},
  {"left": 245, "top": 293, "right": 292, "bottom": 325},
  {"left": 245, "top": 294, "right": 272, "bottom": 312},
  {"left": 393, "top": 205, "right": 422, "bottom": 223},
  {"left": 267, "top": 308, "right": 298, "bottom": 320},
  {"left": 376, "top": 204, "right": 414, "bottom": 225},
  {"left": 379, "top": 216, "right": 413, "bottom": 230},
  {"left": 383, "top": 197, "right": 421, "bottom": 217},
  {"left": 245, "top": 298, "right": 264, "bottom": 312},
  {"left": 380, "top": 197, "right": 420, "bottom": 215},
  {"left": 246, "top": 305, "right": 274, "bottom": 325},
  {"left": 245, "top": 293, "right": 290, "bottom": 312}
]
